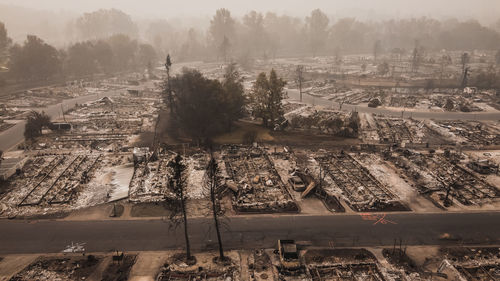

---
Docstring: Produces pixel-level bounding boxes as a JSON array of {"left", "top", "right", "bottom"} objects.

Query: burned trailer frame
[
  {"left": 49, "top": 154, "right": 102, "bottom": 204},
  {"left": 309, "top": 263, "right": 387, "bottom": 281},
  {"left": 315, "top": 152, "right": 409, "bottom": 212},
  {"left": 17, "top": 154, "right": 102, "bottom": 207},
  {"left": 430, "top": 155, "right": 500, "bottom": 206}
]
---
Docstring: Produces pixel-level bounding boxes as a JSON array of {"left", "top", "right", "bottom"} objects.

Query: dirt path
[
  {"left": 128, "top": 252, "right": 167, "bottom": 281},
  {"left": 238, "top": 251, "right": 250, "bottom": 281}
]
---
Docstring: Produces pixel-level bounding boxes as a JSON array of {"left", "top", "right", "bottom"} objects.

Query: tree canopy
[
  {"left": 168, "top": 65, "right": 245, "bottom": 142},
  {"left": 306, "top": 9, "right": 329, "bottom": 56},
  {"left": 75, "top": 9, "right": 138, "bottom": 40},
  {"left": 9, "top": 35, "right": 61, "bottom": 81},
  {"left": 0, "top": 21, "right": 11, "bottom": 66},
  {"left": 24, "top": 111, "right": 51, "bottom": 140},
  {"left": 209, "top": 9, "right": 235, "bottom": 59},
  {"left": 249, "top": 69, "right": 287, "bottom": 128}
]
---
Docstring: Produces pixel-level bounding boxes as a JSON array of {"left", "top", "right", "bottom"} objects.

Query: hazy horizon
[{"left": 1, "top": 0, "right": 499, "bottom": 23}]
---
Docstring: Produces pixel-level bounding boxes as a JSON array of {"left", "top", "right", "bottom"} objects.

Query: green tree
[
  {"left": 65, "top": 41, "right": 98, "bottom": 77},
  {"left": 9, "top": 35, "right": 61, "bottom": 81},
  {"left": 243, "top": 11, "right": 267, "bottom": 58},
  {"left": 169, "top": 68, "right": 244, "bottom": 143},
  {"left": 221, "top": 63, "right": 245, "bottom": 131},
  {"left": 250, "top": 69, "right": 286, "bottom": 128},
  {"left": 75, "top": 9, "right": 138, "bottom": 40},
  {"left": 24, "top": 111, "right": 51, "bottom": 140},
  {"left": 137, "top": 43, "right": 157, "bottom": 69},
  {"left": 0, "top": 21, "right": 11, "bottom": 66},
  {"left": 93, "top": 40, "right": 114, "bottom": 73},
  {"left": 306, "top": 9, "right": 329, "bottom": 57},
  {"left": 209, "top": 9, "right": 235, "bottom": 60},
  {"left": 107, "top": 34, "right": 138, "bottom": 70}
]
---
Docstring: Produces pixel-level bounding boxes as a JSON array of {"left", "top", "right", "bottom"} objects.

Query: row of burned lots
[
  {"left": 25, "top": 89, "right": 160, "bottom": 151},
  {"left": 387, "top": 149, "right": 500, "bottom": 209},
  {"left": 222, "top": 145, "right": 298, "bottom": 213},
  {"left": 0, "top": 152, "right": 105, "bottom": 217}
]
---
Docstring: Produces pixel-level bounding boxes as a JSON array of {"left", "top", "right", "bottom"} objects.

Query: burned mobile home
[{"left": 222, "top": 145, "right": 299, "bottom": 213}]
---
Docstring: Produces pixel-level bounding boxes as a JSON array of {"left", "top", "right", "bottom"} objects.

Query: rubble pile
[
  {"left": 278, "top": 248, "right": 385, "bottom": 281},
  {"left": 371, "top": 117, "right": 448, "bottom": 146},
  {"left": 9, "top": 255, "right": 102, "bottom": 281},
  {"left": 157, "top": 252, "right": 241, "bottom": 281},
  {"left": 285, "top": 105, "right": 359, "bottom": 137},
  {"left": 223, "top": 145, "right": 298, "bottom": 213},
  {"left": 27, "top": 91, "right": 160, "bottom": 151},
  {"left": 129, "top": 152, "right": 175, "bottom": 203}
]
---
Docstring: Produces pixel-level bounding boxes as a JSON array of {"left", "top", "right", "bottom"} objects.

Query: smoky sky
[{"left": 0, "top": 0, "right": 499, "bottom": 23}]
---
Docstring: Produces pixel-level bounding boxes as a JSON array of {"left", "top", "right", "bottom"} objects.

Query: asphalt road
[
  {"left": 0, "top": 91, "right": 120, "bottom": 152},
  {"left": 287, "top": 89, "right": 500, "bottom": 121},
  {"left": 0, "top": 212, "right": 498, "bottom": 254}
]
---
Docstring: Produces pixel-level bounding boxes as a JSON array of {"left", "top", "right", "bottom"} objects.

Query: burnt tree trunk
[
  {"left": 180, "top": 187, "right": 191, "bottom": 260},
  {"left": 208, "top": 156, "right": 225, "bottom": 260},
  {"left": 211, "top": 184, "right": 224, "bottom": 260}
]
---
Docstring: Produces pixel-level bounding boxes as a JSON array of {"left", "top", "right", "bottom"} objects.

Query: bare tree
[
  {"left": 295, "top": 65, "right": 305, "bottom": 102},
  {"left": 439, "top": 54, "right": 452, "bottom": 88},
  {"left": 461, "top": 52, "right": 470, "bottom": 74},
  {"left": 168, "top": 154, "right": 194, "bottom": 263},
  {"left": 411, "top": 45, "right": 421, "bottom": 73},
  {"left": 164, "top": 54, "right": 173, "bottom": 115},
  {"left": 460, "top": 52, "right": 470, "bottom": 87},
  {"left": 373, "top": 40, "right": 382, "bottom": 62},
  {"left": 204, "top": 153, "right": 226, "bottom": 261}
]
